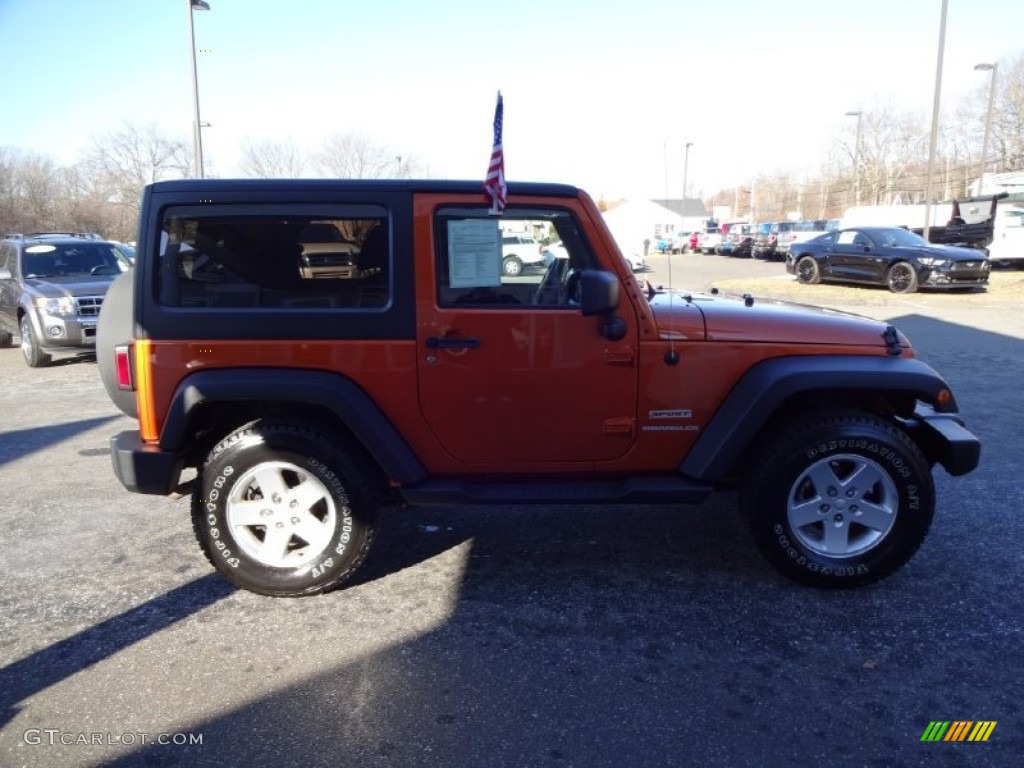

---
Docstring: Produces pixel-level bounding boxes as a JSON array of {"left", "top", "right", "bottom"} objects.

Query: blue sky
[{"left": 0, "top": 0, "right": 1020, "bottom": 199}]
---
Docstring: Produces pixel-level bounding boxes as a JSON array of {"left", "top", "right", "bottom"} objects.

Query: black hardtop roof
[{"left": 147, "top": 178, "right": 582, "bottom": 198}]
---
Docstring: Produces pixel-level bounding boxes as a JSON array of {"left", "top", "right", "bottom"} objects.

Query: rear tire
[
  {"left": 741, "top": 410, "right": 934, "bottom": 588},
  {"left": 502, "top": 256, "right": 523, "bottom": 276},
  {"left": 192, "top": 421, "right": 379, "bottom": 597},
  {"left": 0, "top": 330, "right": 13, "bottom": 348}
]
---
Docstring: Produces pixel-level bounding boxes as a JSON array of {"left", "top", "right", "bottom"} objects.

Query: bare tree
[
  {"left": 314, "top": 132, "right": 404, "bottom": 179},
  {"left": 238, "top": 137, "right": 307, "bottom": 178},
  {"left": 991, "top": 52, "right": 1024, "bottom": 173},
  {"left": 82, "top": 121, "right": 191, "bottom": 206},
  {"left": 0, "top": 150, "right": 60, "bottom": 233}
]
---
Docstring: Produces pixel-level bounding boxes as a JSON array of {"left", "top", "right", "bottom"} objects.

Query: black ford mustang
[{"left": 785, "top": 226, "right": 990, "bottom": 293}]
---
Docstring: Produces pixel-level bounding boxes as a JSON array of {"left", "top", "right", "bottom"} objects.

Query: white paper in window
[{"left": 447, "top": 219, "right": 501, "bottom": 288}]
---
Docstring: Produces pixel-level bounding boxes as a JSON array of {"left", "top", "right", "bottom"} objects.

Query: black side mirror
[{"left": 579, "top": 270, "right": 620, "bottom": 317}]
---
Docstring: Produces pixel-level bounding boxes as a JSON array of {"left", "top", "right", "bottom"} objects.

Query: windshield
[{"left": 20, "top": 242, "right": 131, "bottom": 278}]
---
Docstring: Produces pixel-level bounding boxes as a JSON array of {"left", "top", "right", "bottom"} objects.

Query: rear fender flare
[{"left": 160, "top": 368, "right": 426, "bottom": 484}]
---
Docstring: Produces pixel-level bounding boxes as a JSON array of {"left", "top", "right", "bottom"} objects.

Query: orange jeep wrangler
[{"left": 97, "top": 179, "right": 980, "bottom": 596}]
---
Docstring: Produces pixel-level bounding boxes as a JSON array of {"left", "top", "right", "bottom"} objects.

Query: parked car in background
[
  {"left": 0, "top": 232, "right": 133, "bottom": 366},
  {"left": 751, "top": 222, "right": 775, "bottom": 259},
  {"left": 669, "top": 232, "right": 691, "bottom": 254},
  {"left": 718, "top": 222, "right": 754, "bottom": 257},
  {"left": 298, "top": 221, "right": 360, "bottom": 279},
  {"left": 698, "top": 227, "right": 722, "bottom": 254},
  {"left": 786, "top": 226, "right": 991, "bottom": 293},
  {"left": 501, "top": 232, "right": 545, "bottom": 276},
  {"left": 777, "top": 219, "right": 826, "bottom": 257}
]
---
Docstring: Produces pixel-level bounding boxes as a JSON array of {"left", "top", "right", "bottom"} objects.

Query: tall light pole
[
  {"left": 187, "top": 0, "right": 210, "bottom": 179},
  {"left": 974, "top": 62, "right": 998, "bottom": 195},
  {"left": 845, "top": 111, "right": 863, "bottom": 207},
  {"left": 923, "top": 0, "right": 949, "bottom": 242},
  {"left": 663, "top": 141, "right": 669, "bottom": 201},
  {"left": 682, "top": 141, "right": 693, "bottom": 201}
]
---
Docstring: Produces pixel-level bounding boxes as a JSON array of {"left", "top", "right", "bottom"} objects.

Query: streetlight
[
  {"left": 187, "top": 0, "right": 210, "bottom": 179},
  {"left": 845, "top": 111, "right": 862, "bottom": 206},
  {"left": 923, "top": 0, "right": 949, "bottom": 241},
  {"left": 974, "top": 62, "right": 998, "bottom": 195},
  {"left": 682, "top": 142, "right": 693, "bottom": 201}
]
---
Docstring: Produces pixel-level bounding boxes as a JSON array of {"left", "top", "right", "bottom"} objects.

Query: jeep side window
[
  {"left": 434, "top": 207, "right": 595, "bottom": 308},
  {"left": 157, "top": 206, "right": 390, "bottom": 310}
]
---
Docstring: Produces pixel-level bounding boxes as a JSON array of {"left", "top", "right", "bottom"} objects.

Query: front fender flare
[{"left": 679, "top": 355, "right": 958, "bottom": 482}]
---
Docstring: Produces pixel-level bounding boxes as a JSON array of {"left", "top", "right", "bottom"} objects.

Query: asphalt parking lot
[{"left": 1, "top": 256, "right": 1022, "bottom": 767}]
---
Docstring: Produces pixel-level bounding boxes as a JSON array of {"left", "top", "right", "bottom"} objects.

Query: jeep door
[{"left": 415, "top": 198, "right": 639, "bottom": 466}]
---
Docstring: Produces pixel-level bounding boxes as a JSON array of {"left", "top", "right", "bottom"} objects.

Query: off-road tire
[
  {"left": 886, "top": 262, "right": 918, "bottom": 293},
  {"left": 20, "top": 316, "right": 52, "bottom": 367},
  {"left": 191, "top": 420, "right": 379, "bottom": 597},
  {"left": 741, "top": 410, "right": 935, "bottom": 588},
  {"left": 795, "top": 255, "right": 821, "bottom": 285}
]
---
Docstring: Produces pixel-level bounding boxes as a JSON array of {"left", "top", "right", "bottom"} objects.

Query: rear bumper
[
  {"left": 906, "top": 406, "right": 981, "bottom": 477},
  {"left": 110, "top": 430, "right": 183, "bottom": 495}
]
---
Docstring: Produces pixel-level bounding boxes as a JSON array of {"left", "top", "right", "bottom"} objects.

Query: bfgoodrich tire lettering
[
  {"left": 191, "top": 420, "right": 378, "bottom": 597},
  {"left": 741, "top": 410, "right": 934, "bottom": 587}
]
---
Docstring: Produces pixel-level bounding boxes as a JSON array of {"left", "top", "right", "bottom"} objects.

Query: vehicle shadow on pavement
[
  {"left": 0, "top": 416, "right": 119, "bottom": 467},
  {"left": 0, "top": 574, "right": 235, "bottom": 729}
]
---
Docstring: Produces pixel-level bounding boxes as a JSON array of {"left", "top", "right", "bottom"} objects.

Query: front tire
[
  {"left": 741, "top": 410, "right": 935, "bottom": 588},
  {"left": 795, "top": 255, "right": 821, "bottom": 284},
  {"left": 20, "top": 316, "right": 52, "bottom": 367},
  {"left": 192, "top": 421, "right": 378, "bottom": 597},
  {"left": 886, "top": 261, "right": 918, "bottom": 293}
]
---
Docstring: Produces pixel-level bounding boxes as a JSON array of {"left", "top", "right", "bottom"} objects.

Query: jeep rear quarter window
[
  {"left": 157, "top": 206, "right": 389, "bottom": 310},
  {"left": 434, "top": 207, "right": 596, "bottom": 308}
]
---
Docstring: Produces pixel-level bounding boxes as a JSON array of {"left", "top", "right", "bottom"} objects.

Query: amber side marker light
[
  {"left": 114, "top": 344, "right": 134, "bottom": 390},
  {"left": 936, "top": 389, "right": 952, "bottom": 408}
]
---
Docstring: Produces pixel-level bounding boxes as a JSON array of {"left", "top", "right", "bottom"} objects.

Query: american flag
[{"left": 483, "top": 91, "right": 507, "bottom": 214}]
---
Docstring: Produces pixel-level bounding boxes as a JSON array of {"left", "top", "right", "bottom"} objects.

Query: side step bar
[{"left": 399, "top": 476, "right": 714, "bottom": 506}]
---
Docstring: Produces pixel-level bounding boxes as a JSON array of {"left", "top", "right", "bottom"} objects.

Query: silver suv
[{"left": 0, "top": 233, "right": 132, "bottom": 367}]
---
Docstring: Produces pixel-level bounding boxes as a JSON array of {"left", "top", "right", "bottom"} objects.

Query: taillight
[{"left": 114, "top": 344, "right": 134, "bottom": 390}]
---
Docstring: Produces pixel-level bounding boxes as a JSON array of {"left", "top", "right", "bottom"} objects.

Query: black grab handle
[{"left": 425, "top": 336, "right": 480, "bottom": 349}]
